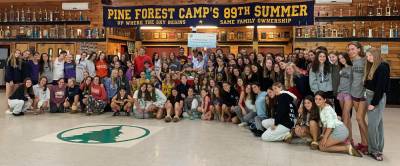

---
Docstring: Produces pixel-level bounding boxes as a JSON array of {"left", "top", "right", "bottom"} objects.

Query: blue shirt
[
  {"left": 103, "top": 77, "right": 119, "bottom": 99},
  {"left": 255, "top": 91, "right": 267, "bottom": 118}
]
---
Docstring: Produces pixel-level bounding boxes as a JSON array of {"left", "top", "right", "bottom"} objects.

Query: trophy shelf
[
  {"left": 295, "top": 37, "right": 400, "bottom": 42},
  {"left": 0, "top": 21, "right": 91, "bottom": 26},
  {"left": 0, "top": 38, "right": 106, "bottom": 42},
  {"left": 315, "top": 16, "right": 400, "bottom": 22}
]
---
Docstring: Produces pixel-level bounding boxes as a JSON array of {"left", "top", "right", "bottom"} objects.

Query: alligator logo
[{"left": 57, "top": 125, "right": 150, "bottom": 144}]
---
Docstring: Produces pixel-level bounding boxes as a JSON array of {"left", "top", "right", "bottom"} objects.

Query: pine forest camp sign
[
  {"left": 57, "top": 125, "right": 150, "bottom": 144},
  {"left": 103, "top": 1, "right": 314, "bottom": 27},
  {"left": 33, "top": 123, "right": 163, "bottom": 148}
]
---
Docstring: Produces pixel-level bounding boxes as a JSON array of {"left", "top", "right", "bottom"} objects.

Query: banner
[
  {"left": 188, "top": 33, "right": 217, "bottom": 48},
  {"left": 103, "top": 1, "right": 314, "bottom": 27}
]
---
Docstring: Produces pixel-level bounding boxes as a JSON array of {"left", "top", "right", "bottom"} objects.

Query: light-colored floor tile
[{"left": 0, "top": 90, "right": 399, "bottom": 166}]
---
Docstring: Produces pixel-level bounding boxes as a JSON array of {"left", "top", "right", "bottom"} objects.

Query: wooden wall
[{"left": 0, "top": 0, "right": 106, "bottom": 55}]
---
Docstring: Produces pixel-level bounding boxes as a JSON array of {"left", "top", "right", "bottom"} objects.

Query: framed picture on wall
[
  {"left": 246, "top": 32, "right": 253, "bottom": 40},
  {"left": 268, "top": 32, "right": 274, "bottom": 39},
  {"left": 260, "top": 32, "right": 267, "bottom": 40},
  {"left": 177, "top": 32, "right": 182, "bottom": 39},
  {"left": 161, "top": 32, "right": 167, "bottom": 39},
  {"left": 153, "top": 32, "right": 160, "bottom": 39},
  {"left": 168, "top": 32, "right": 176, "bottom": 39}
]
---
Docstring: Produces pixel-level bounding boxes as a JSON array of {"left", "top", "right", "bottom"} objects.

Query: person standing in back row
[
  {"left": 364, "top": 48, "right": 390, "bottom": 161},
  {"left": 134, "top": 47, "right": 153, "bottom": 77},
  {"left": 53, "top": 51, "right": 66, "bottom": 84},
  {"left": 348, "top": 42, "right": 368, "bottom": 154}
]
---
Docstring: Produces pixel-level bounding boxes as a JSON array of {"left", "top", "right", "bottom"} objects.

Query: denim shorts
[{"left": 331, "top": 123, "right": 349, "bottom": 142}]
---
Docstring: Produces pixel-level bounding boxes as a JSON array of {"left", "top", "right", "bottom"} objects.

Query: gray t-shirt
[
  {"left": 350, "top": 57, "right": 366, "bottom": 98},
  {"left": 338, "top": 66, "right": 352, "bottom": 94}
]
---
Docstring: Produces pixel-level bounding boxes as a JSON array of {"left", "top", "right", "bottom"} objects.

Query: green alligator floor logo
[{"left": 57, "top": 125, "right": 150, "bottom": 144}]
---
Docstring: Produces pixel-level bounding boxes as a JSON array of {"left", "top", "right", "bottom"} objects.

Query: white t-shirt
[
  {"left": 53, "top": 58, "right": 64, "bottom": 81},
  {"left": 33, "top": 84, "right": 50, "bottom": 101}
]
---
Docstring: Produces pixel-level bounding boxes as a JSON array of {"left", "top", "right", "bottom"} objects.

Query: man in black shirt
[
  {"left": 176, "top": 75, "right": 190, "bottom": 98},
  {"left": 220, "top": 82, "right": 239, "bottom": 122}
]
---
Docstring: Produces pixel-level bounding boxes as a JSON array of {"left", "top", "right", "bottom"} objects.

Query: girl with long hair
[
  {"left": 364, "top": 47, "right": 390, "bottom": 161},
  {"left": 348, "top": 41, "right": 368, "bottom": 154},
  {"left": 337, "top": 52, "right": 354, "bottom": 144}
]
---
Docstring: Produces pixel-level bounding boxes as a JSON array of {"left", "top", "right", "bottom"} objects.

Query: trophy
[
  {"left": 386, "top": 0, "right": 391, "bottom": 16},
  {"left": 389, "top": 22, "right": 394, "bottom": 38},
  {"left": 9, "top": 5, "right": 14, "bottom": 22},
  {"left": 377, "top": 1, "right": 383, "bottom": 16},
  {"left": 21, "top": 8, "right": 25, "bottom": 22},
  {"left": 5, "top": 26, "right": 11, "bottom": 38},
  {"left": 54, "top": 8, "right": 59, "bottom": 21},
  {"left": 357, "top": 3, "right": 363, "bottom": 16},
  {"left": 26, "top": 26, "right": 32, "bottom": 38},
  {"left": 79, "top": 11, "right": 84, "bottom": 21},
  {"left": 367, "top": 0, "right": 375, "bottom": 16},
  {"left": 0, "top": 27, "right": 4, "bottom": 39},
  {"left": 393, "top": 1, "right": 399, "bottom": 16},
  {"left": 44, "top": 9, "right": 48, "bottom": 21},
  {"left": 340, "top": 8, "right": 343, "bottom": 17},
  {"left": 61, "top": 11, "right": 65, "bottom": 21},
  {"left": 368, "top": 23, "right": 373, "bottom": 38},
  {"left": 352, "top": 21, "right": 356, "bottom": 37},
  {"left": 381, "top": 23, "right": 385, "bottom": 38},
  {"left": 394, "top": 24, "right": 399, "bottom": 38},
  {"left": 38, "top": 9, "right": 42, "bottom": 22},
  {"left": 26, "top": 8, "right": 31, "bottom": 22},
  {"left": 16, "top": 8, "right": 20, "bottom": 22},
  {"left": 3, "top": 9, "right": 7, "bottom": 22},
  {"left": 49, "top": 10, "right": 53, "bottom": 22},
  {"left": 360, "top": 21, "right": 365, "bottom": 37},
  {"left": 32, "top": 9, "right": 36, "bottom": 22}
]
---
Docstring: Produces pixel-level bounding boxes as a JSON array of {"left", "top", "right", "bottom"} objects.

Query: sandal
[
  {"left": 165, "top": 116, "right": 172, "bottom": 123},
  {"left": 348, "top": 145, "right": 363, "bottom": 157},
  {"left": 310, "top": 141, "right": 319, "bottom": 150},
  {"left": 283, "top": 133, "right": 293, "bottom": 144},
  {"left": 172, "top": 116, "right": 180, "bottom": 122},
  {"left": 370, "top": 152, "right": 383, "bottom": 161}
]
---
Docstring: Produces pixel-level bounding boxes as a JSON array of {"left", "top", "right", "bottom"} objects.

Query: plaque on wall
[
  {"left": 184, "top": 33, "right": 188, "bottom": 40},
  {"left": 161, "top": 32, "right": 167, "bottom": 39},
  {"left": 153, "top": 32, "right": 160, "bottom": 39},
  {"left": 237, "top": 32, "right": 244, "bottom": 40},
  {"left": 268, "top": 32, "right": 274, "bottom": 39},
  {"left": 143, "top": 32, "right": 152, "bottom": 40},
  {"left": 140, "top": 32, "right": 145, "bottom": 40},
  {"left": 220, "top": 31, "right": 227, "bottom": 41},
  {"left": 261, "top": 32, "right": 267, "bottom": 40},
  {"left": 177, "top": 32, "right": 182, "bottom": 39},
  {"left": 168, "top": 32, "right": 176, "bottom": 39},
  {"left": 246, "top": 32, "right": 253, "bottom": 40},
  {"left": 228, "top": 31, "right": 235, "bottom": 41}
]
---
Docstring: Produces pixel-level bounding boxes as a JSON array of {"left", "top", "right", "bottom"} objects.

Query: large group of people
[{"left": 5, "top": 41, "right": 390, "bottom": 161}]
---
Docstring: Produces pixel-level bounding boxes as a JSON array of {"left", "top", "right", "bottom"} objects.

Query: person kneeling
[
  {"left": 314, "top": 91, "right": 362, "bottom": 157},
  {"left": 64, "top": 78, "right": 80, "bottom": 113},
  {"left": 291, "top": 96, "right": 320, "bottom": 150},
  {"left": 111, "top": 88, "right": 133, "bottom": 116},
  {"left": 164, "top": 88, "right": 183, "bottom": 123},
  {"left": 261, "top": 82, "right": 296, "bottom": 142}
]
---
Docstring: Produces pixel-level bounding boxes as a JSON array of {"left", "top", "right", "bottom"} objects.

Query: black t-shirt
[
  {"left": 168, "top": 95, "right": 183, "bottom": 105},
  {"left": 176, "top": 83, "right": 190, "bottom": 97},
  {"left": 66, "top": 85, "right": 80, "bottom": 101},
  {"left": 221, "top": 88, "right": 239, "bottom": 107}
]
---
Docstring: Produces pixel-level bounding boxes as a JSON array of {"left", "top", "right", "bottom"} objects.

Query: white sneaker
[
  {"left": 238, "top": 122, "right": 248, "bottom": 127},
  {"left": 5, "top": 109, "right": 12, "bottom": 115}
]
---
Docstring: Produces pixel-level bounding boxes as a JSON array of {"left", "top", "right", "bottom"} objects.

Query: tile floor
[{"left": 1, "top": 91, "right": 399, "bottom": 166}]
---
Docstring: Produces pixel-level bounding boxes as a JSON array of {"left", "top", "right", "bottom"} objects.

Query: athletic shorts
[{"left": 337, "top": 92, "right": 352, "bottom": 101}]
